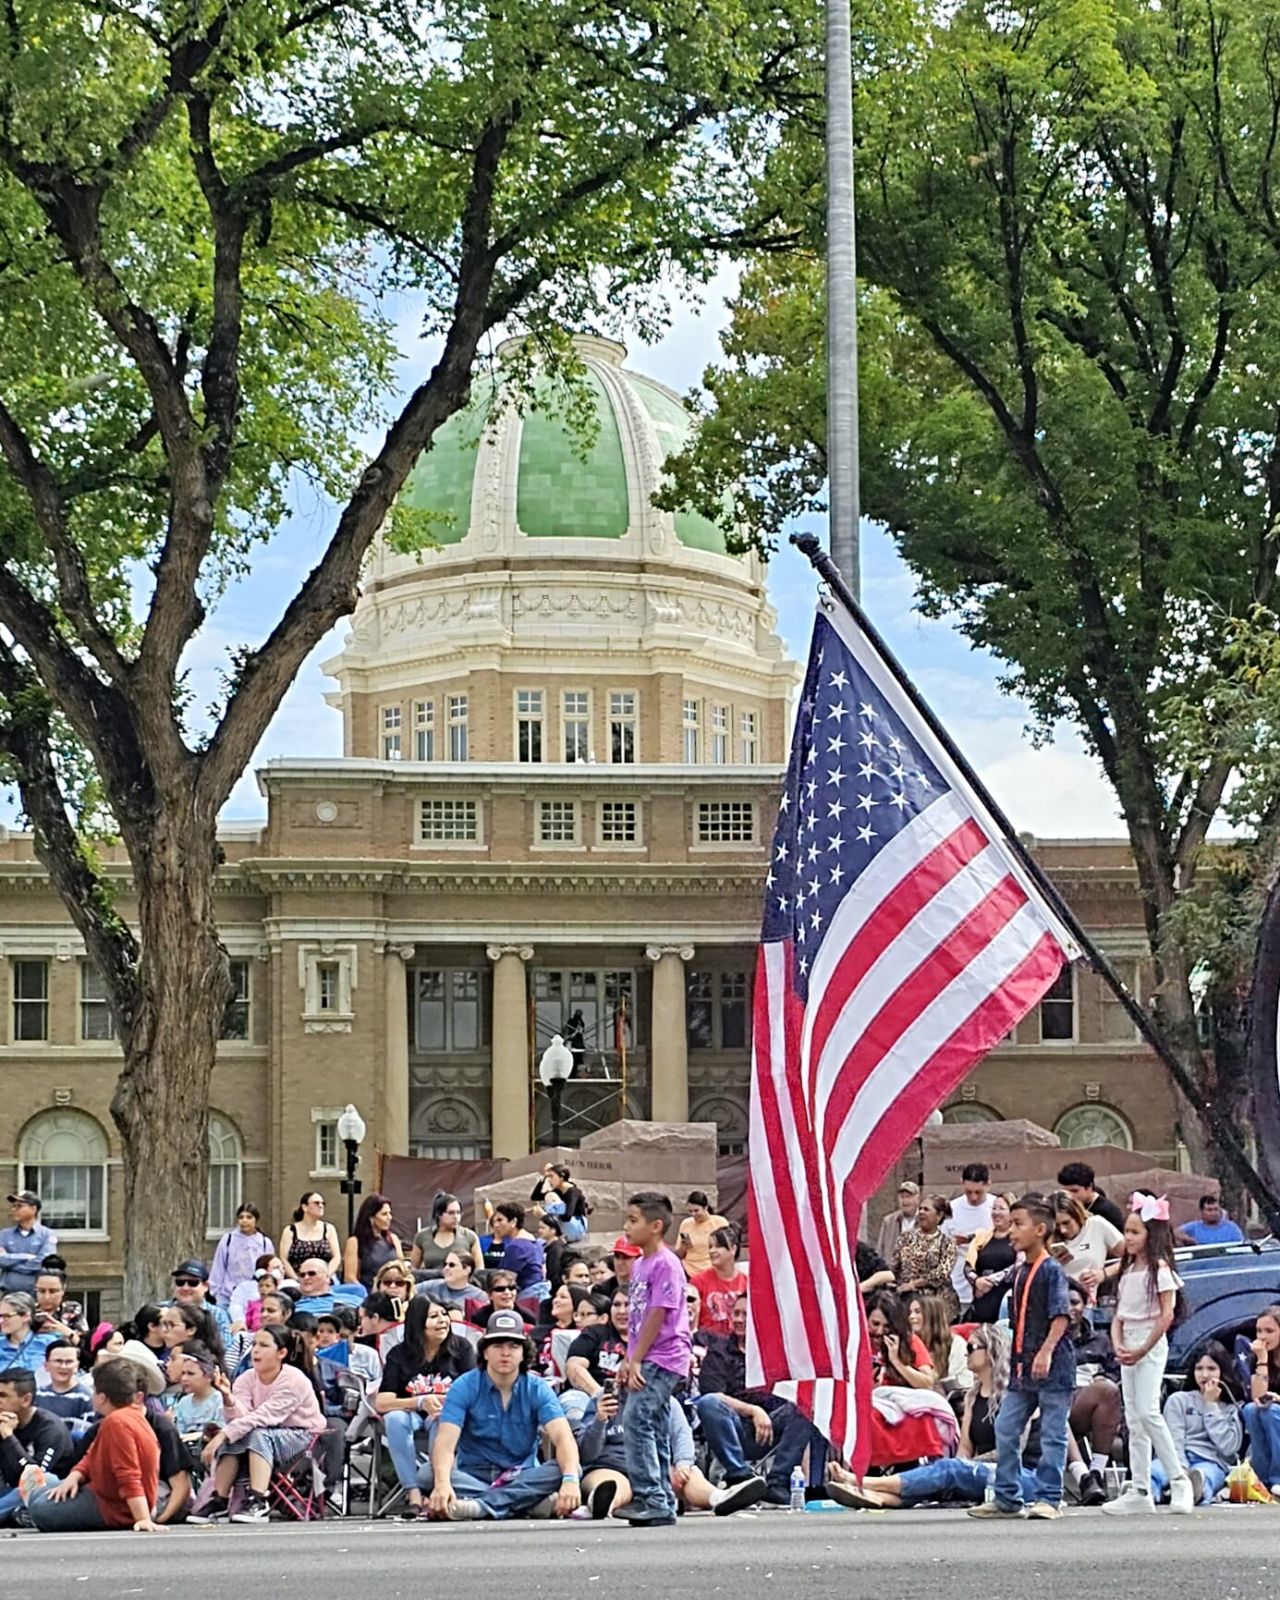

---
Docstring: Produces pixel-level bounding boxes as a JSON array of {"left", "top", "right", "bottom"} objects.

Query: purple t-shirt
[{"left": 627, "top": 1244, "right": 692, "bottom": 1377}]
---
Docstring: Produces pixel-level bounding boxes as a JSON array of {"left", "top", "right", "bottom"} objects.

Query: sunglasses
[
  {"left": 172, "top": 1277, "right": 203, "bottom": 1288},
  {"left": 299, "top": 1271, "right": 323, "bottom": 1278},
  {"left": 383, "top": 1278, "right": 410, "bottom": 1288},
  {"left": 966, "top": 1341, "right": 986, "bottom": 1353}
]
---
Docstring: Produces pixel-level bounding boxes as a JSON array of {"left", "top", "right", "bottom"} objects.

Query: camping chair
[{"left": 268, "top": 1433, "right": 328, "bottom": 1522}]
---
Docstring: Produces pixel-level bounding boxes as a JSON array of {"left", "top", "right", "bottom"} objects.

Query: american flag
[{"left": 746, "top": 595, "right": 1079, "bottom": 1470}]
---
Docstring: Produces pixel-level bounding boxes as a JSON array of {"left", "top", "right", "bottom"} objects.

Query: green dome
[{"left": 399, "top": 336, "right": 729, "bottom": 555}]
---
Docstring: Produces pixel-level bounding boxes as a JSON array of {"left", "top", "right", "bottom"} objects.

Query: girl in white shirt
[{"left": 1101, "top": 1194, "right": 1194, "bottom": 1516}]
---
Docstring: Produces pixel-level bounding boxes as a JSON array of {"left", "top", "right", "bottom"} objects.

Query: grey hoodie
[{"left": 1162, "top": 1389, "right": 1243, "bottom": 1470}]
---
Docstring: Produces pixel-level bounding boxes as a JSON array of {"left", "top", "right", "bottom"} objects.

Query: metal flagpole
[
  {"left": 826, "top": 0, "right": 861, "bottom": 598},
  {"left": 792, "top": 529, "right": 1280, "bottom": 1226}
]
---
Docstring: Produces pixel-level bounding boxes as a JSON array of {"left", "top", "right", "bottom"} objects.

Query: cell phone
[{"left": 1050, "top": 1242, "right": 1071, "bottom": 1260}]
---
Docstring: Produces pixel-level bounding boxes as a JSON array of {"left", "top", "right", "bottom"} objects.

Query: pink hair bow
[{"left": 1129, "top": 1191, "right": 1169, "bottom": 1222}]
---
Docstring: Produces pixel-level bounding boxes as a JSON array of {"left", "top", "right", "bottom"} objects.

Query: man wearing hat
[
  {"left": 0, "top": 1192, "right": 58, "bottom": 1297},
  {"left": 169, "top": 1260, "right": 234, "bottom": 1348},
  {"left": 425, "top": 1307, "right": 582, "bottom": 1521},
  {"left": 874, "top": 1181, "right": 920, "bottom": 1266}
]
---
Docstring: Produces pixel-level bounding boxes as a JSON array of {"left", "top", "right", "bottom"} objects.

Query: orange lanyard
[{"left": 1013, "top": 1254, "right": 1047, "bottom": 1358}]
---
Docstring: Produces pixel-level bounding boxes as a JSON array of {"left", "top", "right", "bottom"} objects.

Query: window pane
[
  {"left": 208, "top": 1162, "right": 241, "bottom": 1234},
  {"left": 1038, "top": 967, "right": 1075, "bottom": 1041},
  {"left": 416, "top": 970, "right": 446, "bottom": 1050},
  {"left": 721, "top": 972, "right": 748, "bottom": 1049},
  {"left": 24, "top": 1164, "right": 104, "bottom": 1232},
  {"left": 12, "top": 960, "right": 49, "bottom": 1041},
  {"left": 452, "top": 970, "right": 480, "bottom": 1050},
  {"left": 220, "top": 960, "right": 251, "bottom": 1040}
]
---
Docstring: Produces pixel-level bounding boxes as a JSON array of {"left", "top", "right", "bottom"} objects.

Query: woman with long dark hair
[
  {"left": 374, "top": 1297, "right": 476, "bottom": 1514},
  {"left": 867, "top": 1290, "right": 935, "bottom": 1390},
  {"left": 158, "top": 1301, "right": 227, "bottom": 1371},
  {"left": 1101, "top": 1193, "right": 1194, "bottom": 1516},
  {"left": 532, "top": 1284, "right": 592, "bottom": 1380},
  {"left": 410, "top": 1192, "right": 483, "bottom": 1274},
  {"left": 1149, "top": 1340, "right": 1243, "bottom": 1505},
  {"left": 280, "top": 1192, "right": 341, "bottom": 1279},
  {"left": 190, "top": 1326, "right": 324, "bottom": 1524},
  {"left": 1244, "top": 1304, "right": 1280, "bottom": 1493},
  {"left": 343, "top": 1193, "right": 403, "bottom": 1290}
]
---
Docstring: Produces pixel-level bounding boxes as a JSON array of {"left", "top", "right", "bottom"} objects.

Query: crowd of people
[{"left": 0, "top": 1158, "right": 1271, "bottom": 1534}]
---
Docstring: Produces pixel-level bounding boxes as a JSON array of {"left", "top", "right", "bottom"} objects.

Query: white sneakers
[
  {"left": 1101, "top": 1486, "right": 1154, "bottom": 1516},
  {"left": 1167, "top": 1476, "right": 1195, "bottom": 1515}
]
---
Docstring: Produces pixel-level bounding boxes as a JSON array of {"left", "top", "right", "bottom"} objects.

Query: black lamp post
[
  {"left": 337, "top": 1102, "right": 367, "bottom": 1240},
  {"left": 539, "top": 1035, "right": 574, "bottom": 1148}
]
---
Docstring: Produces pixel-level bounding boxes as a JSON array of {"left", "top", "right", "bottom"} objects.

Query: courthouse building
[{"left": 0, "top": 336, "right": 1181, "bottom": 1307}]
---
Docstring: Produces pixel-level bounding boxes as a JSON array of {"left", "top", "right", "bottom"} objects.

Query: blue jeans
[
  {"left": 1246, "top": 1403, "right": 1280, "bottom": 1486},
  {"left": 26, "top": 1477, "right": 112, "bottom": 1532},
  {"left": 623, "top": 1362, "right": 683, "bottom": 1522},
  {"left": 694, "top": 1392, "right": 819, "bottom": 1498},
  {"left": 383, "top": 1410, "right": 434, "bottom": 1491},
  {"left": 446, "top": 1460, "right": 565, "bottom": 1519},
  {"left": 994, "top": 1385, "right": 1071, "bottom": 1510},
  {"left": 560, "top": 1390, "right": 591, "bottom": 1423},
  {"left": 898, "top": 1457, "right": 1038, "bottom": 1507},
  {"left": 0, "top": 1483, "right": 21, "bottom": 1525},
  {"left": 1150, "top": 1455, "right": 1228, "bottom": 1504}
]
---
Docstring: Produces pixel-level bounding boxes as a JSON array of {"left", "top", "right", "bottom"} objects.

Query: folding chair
[{"left": 268, "top": 1434, "right": 328, "bottom": 1522}]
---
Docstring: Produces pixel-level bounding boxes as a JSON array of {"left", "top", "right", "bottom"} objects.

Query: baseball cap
[
  {"left": 610, "top": 1235, "right": 643, "bottom": 1259},
  {"left": 897, "top": 1180, "right": 920, "bottom": 1195},
  {"left": 479, "top": 1308, "right": 530, "bottom": 1348},
  {"left": 6, "top": 1191, "right": 41, "bottom": 1208},
  {"left": 171, "top": 1259, "right": 209, "bottom": 1281},
  {"left": 114, "top": 1340, "right": 167, "bottom": 1397}
]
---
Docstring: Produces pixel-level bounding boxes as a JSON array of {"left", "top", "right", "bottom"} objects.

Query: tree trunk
[
  {"left": 110, "top": 806, "right": 231, "bottom": 1310},
  {"left": 1207, "top": 984, "right": 1251, "bottom": 1220}
]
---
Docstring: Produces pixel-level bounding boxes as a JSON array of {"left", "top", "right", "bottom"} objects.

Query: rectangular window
[
  {"left": 563, "top": 691, "right": 590, "bottom": 763},
  {"left": 740, "top": 711, "right": 758, "bottom": 764},
  {"left": 419, "top": 798, "right": 480, "bottom": 842},
  {"left": 316, "top": 961, "right": 340, "bottom": 1013},
  {"left": 208, "top": 1161, "right": 242, "bottom": 1236},
  {"left": 710, "top": 704, "right": 729, "bottom": 765},
  {"left": 538, "top": 799, "right": 579, "bottom": 844},
  {"left": 414, "top": 700, "right": 435, "bottom": 762},
  {"left": 682, "top": 698, "right": 700, "bottom": 763},
  {"left": 220, "top": 959, "right": 251, "bottom": 1041},
  {"left": 448, "top": 695, "right": 469, "bottom": 761},
  {"left": 516, "top": 689, "right": 544, "bottom": 763},
  {"left": 687, "top": 971, "right": 750, "bottom": 1049},
  {"left": 381, "top": 703, "right": 402, "bottom": 760},
  {"left": 79, "top": 963, "right": 115, "bottom": 1042},
  {"left": 315, "top": 1120, "right": 339, "bottom": 1174},
  {"left": 1099, "top": 959, "right": 1140, "bottom": 1042},
  {"left": 414, "top": 969, "right": 487, "bottom": 1052},
  {"left": 599, "top": 800, "right": 639, "bottom": 844},
  {"left": 696, "top": 801, "right": 755, "bottom": 843},
  {"left": 609, "top": 691, "right": 636, "bottom": 764},
  {"left": 11, "top": 959, "right": 49, "bottom": 1042},
  {"left": 1038, "top": 966, "right": 1076, "bottom": 1042},
  {"left": 22, "top": 1165, "right": 104, "bottom": 1234}
]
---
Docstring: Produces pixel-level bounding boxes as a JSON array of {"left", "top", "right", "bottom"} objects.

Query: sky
[{"left": 3, "top": 265, "right": 1128, "bottom": 838}]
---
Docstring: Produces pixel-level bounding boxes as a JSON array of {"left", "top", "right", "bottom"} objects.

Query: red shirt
[
  {"left": 81, "top": 1405, "right": 159, "bottom": 1528},
  {"left": 691, "top": 1267, "right": 749, "bottom": 1337}
]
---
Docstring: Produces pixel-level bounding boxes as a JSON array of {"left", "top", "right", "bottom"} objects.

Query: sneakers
[
  {"left": 1168, "top": 1476, "right": 1195, "bottom": 1515},
  {"left": 188, "top": 1495, "right": 232, "bottom": 1525},
  {"left": 446, "top": 1498, "right": 486, "bottom": 1521},
  {"left": 710, "top": 1477, "right": 769, "bottom": 1517},
  {"left": 1186, "top": 1468, "right": 1205, "bottom": 1506},
  {"left": 590, "top": 1481, "right": 618, "bottom": 1520},
  {"left": 1027, "top": 1501, "right": 1063, "bottom": 1520},
  {"left": 230, "top": 1493, "right": 271, "bottom": 1524},
  {"left": 1101, "top": 1487, "right": 1154, "bottom": 1516},
  {"left": 1078, "top": 1471, "right": 1108, "bottom": 1508},
  {"left": 967, "top": 1501, "right": 1026, "bottom": 1519}
]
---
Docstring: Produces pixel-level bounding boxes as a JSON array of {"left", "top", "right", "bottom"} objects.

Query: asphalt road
[{"left": 7, "top": 1506, "right": 1280, "bottom": 1600}]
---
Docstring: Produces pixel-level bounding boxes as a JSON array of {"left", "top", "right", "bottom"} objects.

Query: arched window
[
  {"left": 1054, "top": 1104, "right": 1134, "bottom": 1151},
  {"left": 942, "top": 1103, "right": 1002, "bottom": 1126},
  {"left": 207, "top": 1113, "right": 244, "bottom": 1237},
  {"left": 19, "top": 1110, "right": 109, "bottom": 1235}
]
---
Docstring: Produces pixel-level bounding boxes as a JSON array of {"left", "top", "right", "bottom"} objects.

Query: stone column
[
  {"left": 645, "top": 945, "right": 694, "bottom": 1122},
  {"left": 381, "top": 944, "right": 414, "bottom": 1157},
  {"left": 487, "top": 944, "right": 534, "bottom": 1158}
]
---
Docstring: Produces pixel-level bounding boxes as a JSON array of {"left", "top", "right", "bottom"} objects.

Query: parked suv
[{"left": 1167, "top": 1239, "right": 1280, "bottom": 1374}]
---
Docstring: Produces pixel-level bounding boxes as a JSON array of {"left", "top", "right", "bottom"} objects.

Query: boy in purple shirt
[{"left": 619, "top": 1191, "right": 691, "bottom": 1527}]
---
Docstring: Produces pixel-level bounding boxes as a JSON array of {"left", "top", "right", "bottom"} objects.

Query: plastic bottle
[{"left": 790, "top": 1466, "right": 806, "bottom": 1511}]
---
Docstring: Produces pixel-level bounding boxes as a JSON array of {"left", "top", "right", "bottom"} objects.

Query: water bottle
[
  {"left": 983, "top": 1476, "right": 996, "bottom": 1506},
  {"left": 790, "top": 1466, "right": 806, "bottom": 1511}
]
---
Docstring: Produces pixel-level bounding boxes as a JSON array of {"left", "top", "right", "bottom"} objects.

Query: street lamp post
[
  {"left": 337, "top": 1102, "right": 367, "bottom": 1241},
  {"left": 538, "top": 1035, "right": 575, "bottom": 1149}
]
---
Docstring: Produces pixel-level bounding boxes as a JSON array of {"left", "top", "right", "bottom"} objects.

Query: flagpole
[
  {"left": 826, "top": 0, "right": 860, "bottom": 598},
  {"left": 792, "top": 529, "right": 1280, "bottom": 1225}
]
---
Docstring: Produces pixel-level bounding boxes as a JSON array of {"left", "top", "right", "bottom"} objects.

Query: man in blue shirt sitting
[
  {"left": 1177, "top": 1194, "right": 1245, "bottom": 1247},
  {"left": 0, "top": 1193, "right": 58, "bottom": 1297},
  {"left": 426, "top": 1308, "right": 581, "bottom": 1520},
  {"left": 292, "top": 1259, "right": 366, "bottom": 1316}
]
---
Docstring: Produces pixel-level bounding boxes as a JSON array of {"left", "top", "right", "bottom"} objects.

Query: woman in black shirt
[
  {"left": 965, "top": 1195, "right": 1018, "bottom": 1323},
  {"left": 374, "top": 1297, "right": 476, "bottom": 1514}
]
